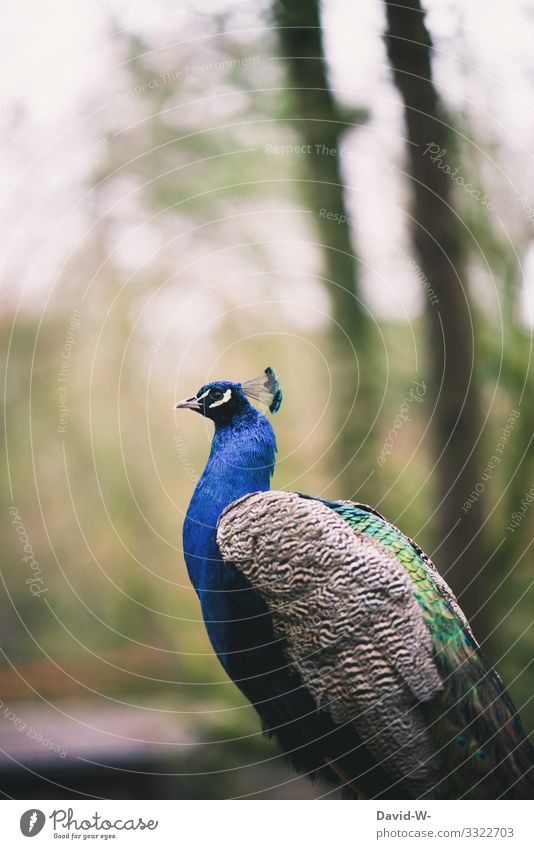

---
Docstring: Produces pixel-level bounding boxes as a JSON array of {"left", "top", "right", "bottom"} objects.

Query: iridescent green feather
[{"left": 320, "top": 498, "right": 534, "bottom": 799}]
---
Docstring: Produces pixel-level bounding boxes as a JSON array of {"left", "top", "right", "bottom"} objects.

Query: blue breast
[{"left": 182, "top": 407, "right": 277, "bottom": 670}]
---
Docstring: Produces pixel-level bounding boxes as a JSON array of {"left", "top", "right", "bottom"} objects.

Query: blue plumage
[{"left": 181, "top": 381, "right": 276, "bottom": 664}]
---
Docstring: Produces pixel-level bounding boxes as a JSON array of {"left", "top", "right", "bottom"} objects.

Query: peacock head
[{"left": 174, "top": 366, "right": 282, "bottom": 425}]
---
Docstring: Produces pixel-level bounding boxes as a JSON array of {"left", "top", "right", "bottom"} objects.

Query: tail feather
[{"left": 426, "top": 647, "right": 534, "bottom": 799}]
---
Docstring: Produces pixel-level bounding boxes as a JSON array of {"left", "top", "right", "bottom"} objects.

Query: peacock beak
[{"left": 173, "top": 396, "right": 202, "bottom": 411}]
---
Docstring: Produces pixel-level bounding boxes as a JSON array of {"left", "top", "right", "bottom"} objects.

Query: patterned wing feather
[
  {"left": 316, "top": 497, "right": 534, "bottom": 799},
  {"left": 217, "top": 490, "right": 446, "bottom": 798},
  {"left": 218, "top": 490, "right": 534, "bottom": 799}
]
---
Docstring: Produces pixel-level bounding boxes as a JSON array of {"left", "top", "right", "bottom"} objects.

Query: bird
[{"left": 175, "top": 367, "right": 534, "bottom": 799}]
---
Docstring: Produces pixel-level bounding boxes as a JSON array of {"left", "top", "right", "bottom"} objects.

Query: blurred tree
[
  {"left": 383, "top": 0, "right": 488, "bottom": 634},
  {"left": 456, "top": 134, "right": 534, "bottom": 716},
  {"left": 272, "top": 0, "right": 379, "bottom": 502},
  {"left": 458, "top": 135, "right": 534, "bottom": 569}
]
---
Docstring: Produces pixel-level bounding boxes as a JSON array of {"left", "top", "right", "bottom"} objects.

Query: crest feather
[{"left": 241, "top": 367, "right": 282, "bottom": 413}]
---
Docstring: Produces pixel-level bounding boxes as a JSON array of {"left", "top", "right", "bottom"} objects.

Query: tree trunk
[
  {"left": 383, "top": 0, "right": 488, "bottom": 634},
  {"left": 273, "top": 0, "right": 377, "bottom": 501}
]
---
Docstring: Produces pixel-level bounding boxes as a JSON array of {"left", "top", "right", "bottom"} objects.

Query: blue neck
[{"left": 183, "top": 405, "right": 277, "bottom": 594}]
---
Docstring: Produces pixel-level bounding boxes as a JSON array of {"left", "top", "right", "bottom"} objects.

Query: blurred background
[{"left": 1, "top": 0, "right": 533, "bottom": 799}]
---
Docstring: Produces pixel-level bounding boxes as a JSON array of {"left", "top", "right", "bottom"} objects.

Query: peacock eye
[{"left": 210, "top": 389, "right": 223, "bottom": 401}]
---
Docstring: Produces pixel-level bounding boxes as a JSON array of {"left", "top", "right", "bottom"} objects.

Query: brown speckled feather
[{"left": 217, "top": 490, "right": 446, "bottom": 797}]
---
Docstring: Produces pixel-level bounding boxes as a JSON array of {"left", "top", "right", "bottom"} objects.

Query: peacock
[{"left": 175, "top": 367, "right": 534, "bottom": 799}]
